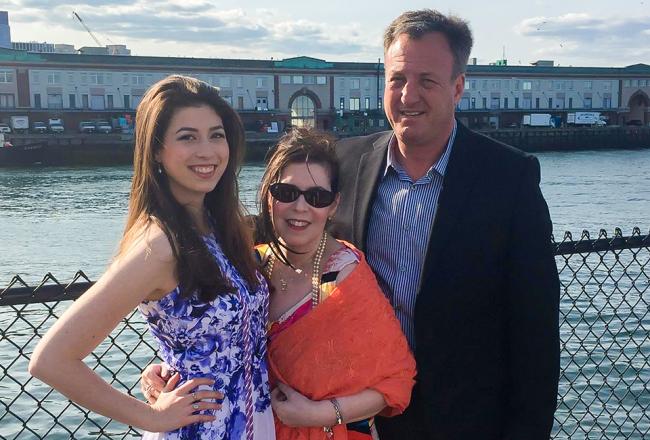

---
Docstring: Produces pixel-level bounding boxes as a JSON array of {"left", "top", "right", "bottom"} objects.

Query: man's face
[{"left": 384, "top": 32, "right": 465, "bottom": 150}]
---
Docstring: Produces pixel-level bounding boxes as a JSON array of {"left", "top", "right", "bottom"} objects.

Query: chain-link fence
[{"left": 1, "top": 228, "right": 649, "bottom": 439}]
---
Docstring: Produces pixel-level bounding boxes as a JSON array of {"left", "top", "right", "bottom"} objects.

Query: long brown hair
[
  {"left": 119, "top": 75, "right": 258, "bottom": 301},
  {"left": 258, "top": 127, "right": 339, "bottom": 266}
]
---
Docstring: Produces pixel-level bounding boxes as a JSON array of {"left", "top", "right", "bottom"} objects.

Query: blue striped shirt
[{"left": 366, "top": 121, "right": 456, "bottom": 349}]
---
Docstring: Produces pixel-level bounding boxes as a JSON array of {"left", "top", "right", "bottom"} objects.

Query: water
[
  {"left": 1, "top": 149, "right": 648, "bottom": 284},
  {"left": 1, "top": 148, "right": 649, "bottom": 439}
]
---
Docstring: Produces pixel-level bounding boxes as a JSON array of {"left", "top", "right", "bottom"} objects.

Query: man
[{"left": 331, "top": 9, "right": 560, "bottom": 440}]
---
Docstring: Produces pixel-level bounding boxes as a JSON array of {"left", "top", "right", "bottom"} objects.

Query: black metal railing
[{"left": 1, "top": 228, "right": 648, "bottom": 439}]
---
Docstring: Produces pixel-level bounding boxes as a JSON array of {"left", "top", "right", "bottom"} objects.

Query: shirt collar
[{"left": 383, "top": 119, "right": 457, "bottom": 179}]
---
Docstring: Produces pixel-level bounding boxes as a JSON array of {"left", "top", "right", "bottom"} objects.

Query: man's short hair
[{"left": 383, "top": 9, "right": 473, "bottom": 78}]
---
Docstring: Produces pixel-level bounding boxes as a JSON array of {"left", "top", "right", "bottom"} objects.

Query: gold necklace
[{"left": 266, "top": 232, "right": 328, "bottom": 307}]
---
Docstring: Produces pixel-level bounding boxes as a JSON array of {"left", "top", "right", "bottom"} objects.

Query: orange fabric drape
[{"left": 267, "top": 244, "right": 416, "bottom": 440}]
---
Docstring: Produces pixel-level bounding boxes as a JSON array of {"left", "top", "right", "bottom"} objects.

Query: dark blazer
[{"left": 331, "top": 122, "right": 560, "bottom": 440}]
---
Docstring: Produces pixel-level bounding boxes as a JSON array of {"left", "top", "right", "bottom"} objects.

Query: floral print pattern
[{"left": 139, "top": 236, "right": 273, "bottom": 439}]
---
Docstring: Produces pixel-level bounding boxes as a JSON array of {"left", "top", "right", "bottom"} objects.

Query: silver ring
[
  {"left": 192, "top": 392, "right": 197, "bottom": 401},
  {"left": 192, "top": 403, "right": 200, "bottom": 410}
]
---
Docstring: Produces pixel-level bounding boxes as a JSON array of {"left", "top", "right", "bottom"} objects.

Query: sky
[{"left": 3, "top": 0, "right": 650, "bottom": 67}]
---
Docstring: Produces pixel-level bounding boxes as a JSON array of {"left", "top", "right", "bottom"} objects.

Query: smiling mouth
[
  {"left": 287, "top": 219, "right": 310, "bottom": 228},
  {"left": 401, "top": 111, "right": 424, "bottom": 117},
  {"left": 189, "top": 165, "right": 216, "bottom": 177}
]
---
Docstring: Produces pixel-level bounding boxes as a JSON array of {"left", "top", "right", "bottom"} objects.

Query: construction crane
[{"left": 72, "top": 11, "right": 103, "bottom": 47}]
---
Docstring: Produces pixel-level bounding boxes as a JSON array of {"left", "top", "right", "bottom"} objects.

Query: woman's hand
[
  {"left": 271, "top": 382, "right": 335, "bottom": 428},
  {"left": 144, "top": 373, "right": 224, "bottom": 432},
  {"left": 141, "top": 363, "right": 172, "bottom": 404}
]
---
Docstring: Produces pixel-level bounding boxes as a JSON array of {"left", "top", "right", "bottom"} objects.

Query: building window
[
  {"left": 0, "top": 71, "right": 14, "bottom": 83},
  {"left": 548, "top": 98, "right": 553, "bottom": 108},
  {"left": 123, "top": 95, "right": 130, "bottom": 109},
  {"left": 490, "top": 97, "right": 500, "bottom": 109},
  {"left": 132, "top": 95, "right": 143, "bottom": 108},
  {"left": 68, "top": 73, "right": 74, "bottom": 84},
  {"left": 339, "top": 97, "right": 345, "bottom": 110},
  {"left": 503, "top": 97, "right": 509, "bottom": 109},
  {"left": 0, "top": 94, "right": 15, "bottom": 108},
  {"left": 80, "top": 73, "right": 87, "bottom": 84},
  {"left": 32, "top": 72, "right": 40, "bottom": 83},
  {"left": 534, "top": 97, "right": 539, "bottom": 108},
  {"left": 132, "top": 74, "right": 145, "bottom": 85},
  {"left": 34, "top": 94, "right": 41, "bottom": 108},
  {"left": 522, "top": 81, "right": 532, "bottom": 90},
  {"left": 237, "top": 96, "right": 244, "bottom": 109},
  {"left": 280, "top": 75, "right": 291, "bottom": 84},
  {"left": 316, "top": 76, "right": 327, "bottom": 85},
  {"left": 349, "top": 97, "right": 360, "bottom": 111},
  {"left": 107, "top": 95, "right": 114, "bottom": 109},
  {"left": 583, "top": 97, "right": 592, "bottom": 109},
  {"left": 304, "top": 76, "right": 315, "bottom": 85},
  {"left": 292, "top": 75, "right": 303, "bottom": 84},
  {"left": 256, "top": 97, "right": 268, "bottom": 110},
  {"left": 491, "top": 80, "right": 500, "bottom": 90},
  {"left": 603, "top": 97, "right": 611, "bottom": 108},
  {"left": 69, "top": 94, "right": 76, "bottom": 108},
  {"left": 464, "top": 81, "right": 471, "bottom": 90},
  {"left": 623, "top": 79, "right": 631, "bottom": 87},
  {"left": 236, "top": 77, "right": 243, "bottom": 88},
  {"left": 82, "top": 94, "right": 89, "bottom": 108},
  {"left": 350, "top": 79, "right": 360, "bottom": 89},
  {"left": 522, "top": 98, "right": 531, "bottom": 109},
  {"left": 471, "top": 80, "right": 477, "bottom": 90},
  {"left": 291, "top": 95, "right": 315, "bottom": 128},
  {"left": 122, "top": 74, "right": 129, "bottom": 85},
  {"left": 364, "top": 96, "right": 370, "bottom": 109},
  {"left": 584, "top": 81, "right": 593, "bottom": 89},
  {"left": 514, "top": 97, "right": 519, "bottom": 109},
  {"left": 513, "top": 80, "right": 519, "bottom": 90},
  {"left": 631, "top": 79, "right": 638, "bottom": 87},
  {"left": 47, "top": 72, "right": 61, "bottom": 84},
  {"left": 471, "top": 97, "right": 476, "bottom": 109},
  {"left": 568, "top": 97, "right": 573, "bottom": 108},
  {"left": 458, "top": 97, "right": 470, "bottom": 110},
  {"left": 47, "top": 94, "right": 63, "bottom": 109},
  {"left": 220, "top": 77, "right": 231, "bottom": 88},
  {"left": 377, "top": 97, "right": 382, "bottom": 109},
  {"left": 256, "top": 77, "right": 267, "bottom": 88}
]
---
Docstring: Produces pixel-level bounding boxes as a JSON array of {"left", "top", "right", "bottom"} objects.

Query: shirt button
[
  {"left": 404, "top": 225, "right": 410, "bottom": 231},
  {"left": 399, "top": 266, "right": 407, "bottom": 272}
]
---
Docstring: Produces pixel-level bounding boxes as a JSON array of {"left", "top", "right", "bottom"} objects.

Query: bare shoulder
[
  {"left": 327, "top": 241, "right": 360, "bottom": 284},
  {"left": 109, "top": 220, "right": 177, "bottom": 297}
]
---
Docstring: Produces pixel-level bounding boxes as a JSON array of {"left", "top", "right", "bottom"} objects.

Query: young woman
[
  {"left": 256, "top": 128, "right": 416, "bottom": 439},
  {"left": 141, "top": 128, "right": 415, "bottom": 439},
  {"left": 29, "top": 75, "right": 274, "bottom": 440}
]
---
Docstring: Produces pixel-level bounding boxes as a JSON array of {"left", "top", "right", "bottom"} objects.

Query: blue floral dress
[{"left": 138, "top": 236, "right": 275, "bottom": 440}]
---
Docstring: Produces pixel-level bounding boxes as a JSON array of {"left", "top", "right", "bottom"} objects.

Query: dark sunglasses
[{"left": 269, "top": 183, "right": 336, "bottom": 208}]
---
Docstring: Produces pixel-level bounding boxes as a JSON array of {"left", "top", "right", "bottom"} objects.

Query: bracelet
[
  {"left": 330, "top": 397, "right": 343, "bottom": 425},
  {"left": 323, "top": 398, "right": 343, "bottom": 438}
]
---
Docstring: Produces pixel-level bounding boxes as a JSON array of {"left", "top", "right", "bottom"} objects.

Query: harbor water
[
  {"left": 1, "top": 149, "right": 649, "bottom": 284},
  {"left": 1, "top": 147, "right": 649, "bottom": 439}
]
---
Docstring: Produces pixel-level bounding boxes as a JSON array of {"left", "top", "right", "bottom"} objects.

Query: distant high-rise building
[{"left": 0, "top": 11, "right": 11, "bottom": 49}]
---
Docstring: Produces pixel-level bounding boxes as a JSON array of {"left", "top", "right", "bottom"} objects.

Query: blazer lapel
[
  {"left": 422, "top": 123, "right": 480, "bottom": 272},
  {"left": 353, "top": 132, "right": 391, "bottom": 249}
]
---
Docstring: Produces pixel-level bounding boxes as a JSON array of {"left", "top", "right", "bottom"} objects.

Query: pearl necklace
[{"left": 266, "top": 232, "right": 328, "bottom": 308}]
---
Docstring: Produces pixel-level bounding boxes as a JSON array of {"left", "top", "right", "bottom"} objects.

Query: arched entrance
[
  {"left": 628, "top": 91, "right": 649, "bottom": 124},
  {"left": 290, "top": 95, "right": 315, "bottom": 128}
]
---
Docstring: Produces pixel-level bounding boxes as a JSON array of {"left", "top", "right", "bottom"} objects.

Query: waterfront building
[{"left": 0, "top": 45, "right": 649, "bottom": 133}]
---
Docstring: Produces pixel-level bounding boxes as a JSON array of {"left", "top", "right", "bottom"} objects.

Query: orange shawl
[{"left": 267, "top": 244, "right": 416, "bottom": 440}]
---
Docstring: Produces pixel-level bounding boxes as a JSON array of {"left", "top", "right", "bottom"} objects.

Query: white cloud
[{"left": 514, "top": 12, "right": 650, "bottom": 65}]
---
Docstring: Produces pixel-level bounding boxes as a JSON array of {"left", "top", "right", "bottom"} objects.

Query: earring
[{"left": 157, "top": 163, "right": 162, "bottom": 174}]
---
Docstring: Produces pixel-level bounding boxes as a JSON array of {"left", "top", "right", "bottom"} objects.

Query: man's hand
[{"left": 141, "top": 363, "right": 172, "bottom": 404}]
